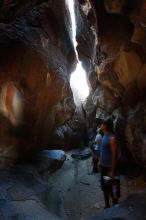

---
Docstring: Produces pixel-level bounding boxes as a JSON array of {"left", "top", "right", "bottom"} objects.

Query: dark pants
[
  {"left": 92, "top": 149, "right": 99, "bottom": 173},
  {"left": 92, "top": 157, "right": 98, "bottom": 173},
  {"left": 100, "top": 166, "right": 120, "bottom": 207}
]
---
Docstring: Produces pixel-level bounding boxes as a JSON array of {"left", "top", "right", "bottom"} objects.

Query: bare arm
[{"left": 109, "top": 136, "right": 117, "bottom": 178}]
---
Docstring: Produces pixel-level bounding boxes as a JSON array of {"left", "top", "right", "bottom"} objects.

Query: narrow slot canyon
[
  {"left": 66, "top": 0, "right": 89, "bottom": 106},
  {"left": 0, "top": 1, "right": 146, "bottom": 220}
]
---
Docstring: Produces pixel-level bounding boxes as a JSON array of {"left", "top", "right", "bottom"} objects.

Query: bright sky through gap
[
  {"left": 70, "top": 62, "right": 89, "bottom": 100},
  {"left": 66, "top": 0, "right": 89, "bottom": 101}
]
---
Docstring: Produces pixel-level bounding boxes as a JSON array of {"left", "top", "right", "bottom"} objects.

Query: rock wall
[
  {"left": 76, "top": 0, "right": 146, "bottom": 167},
  {"left": 74, "top": 0, "right": 97, "bottom": 127},
  {"left": 1, "top": 0, "right": 146, "bottom": 168},
  {"left": 0, "top": 0, "right": 77, "bottom": 167}
]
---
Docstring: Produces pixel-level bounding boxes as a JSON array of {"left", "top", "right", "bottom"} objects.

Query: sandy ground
[{"left": 45, "top": 151, "right": 146, "bottom": 220}]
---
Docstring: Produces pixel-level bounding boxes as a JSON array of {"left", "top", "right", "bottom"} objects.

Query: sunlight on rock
[
  {"left": 66, "top": 0, "right": 89, "bottom": 103},
  {"left": 0, "top": 82, "right": 24, "bottom": 126},
  {"left": 70, "top": 62, "right": 89, "bottom": 102}
]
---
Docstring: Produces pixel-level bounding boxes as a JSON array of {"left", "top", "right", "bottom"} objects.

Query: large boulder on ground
[{"left": 34, "top": 150, "right": 66, "bottom": 173}]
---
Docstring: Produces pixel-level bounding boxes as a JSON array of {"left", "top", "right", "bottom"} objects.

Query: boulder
[{"left": 34, "top": 150, "right": 66, "bottom": 173}]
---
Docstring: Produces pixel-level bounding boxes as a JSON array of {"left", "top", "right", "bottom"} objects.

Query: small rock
[{"left": 71, "top": 148, "right": 91, "bottom": 160}]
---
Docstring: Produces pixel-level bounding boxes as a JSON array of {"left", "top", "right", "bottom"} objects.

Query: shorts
[{"left": 100, "top": 166, "right": 120, "bottom": 198}]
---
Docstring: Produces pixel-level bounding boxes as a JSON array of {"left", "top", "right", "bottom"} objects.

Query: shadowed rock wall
[
  {"left": 0, "top": 0, "right": 77, "bottom": 167},
  {"left": 1, "top": 0, "right": 146, "bottom": 168},
  {"left": 75, "top": 0, "right": 146, "bottom": 167}
]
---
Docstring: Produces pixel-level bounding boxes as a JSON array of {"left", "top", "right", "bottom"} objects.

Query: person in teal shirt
[{"left": 98, "top": 119, "right": 120, "bottom": 208}]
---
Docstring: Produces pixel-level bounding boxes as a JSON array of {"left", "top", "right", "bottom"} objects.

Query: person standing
[
  {"left": 99, "top": 119, "right": 120, "bottom": 208},
  {"left": 91, "top": 127, "right": 103, "bottom": 173}
]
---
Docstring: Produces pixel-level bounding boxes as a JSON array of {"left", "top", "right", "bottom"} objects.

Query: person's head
[{"left": 101, "top": 119, "right": 113, "bottom": 133}]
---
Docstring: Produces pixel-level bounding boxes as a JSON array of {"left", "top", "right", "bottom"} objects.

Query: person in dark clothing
[{"left": 98, "top": 119, "right": 120, "bottom": 208}]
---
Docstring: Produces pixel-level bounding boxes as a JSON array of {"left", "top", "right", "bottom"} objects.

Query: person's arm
[
  {"left": 108, "top": 136, "right": 117, "bottom": 178},
  {"left": 92, "top": 135, "right": 98, "bottom": 145},
  {"left": 97, "top": 135, "right": 103, "bottom": 169}
]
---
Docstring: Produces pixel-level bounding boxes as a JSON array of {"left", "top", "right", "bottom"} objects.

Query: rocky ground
[
  {"left": 84, "top": 189, "right": 146, "bottom": 220},
  {"left": 44, "top": 151, "right": 146, "bottom": 220},
  {"left": 0, "top": 165, "right": 67, "bottom": 220},
  {"left": 0, "top": 149, "right": 146, "bottom": 220}
]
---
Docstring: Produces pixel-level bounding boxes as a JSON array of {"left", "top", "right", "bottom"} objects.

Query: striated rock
[
  {"left": 0, "top": 0, "right": 77, "bottom": 167},
  {"left": 92, "top": 85, "right": 120, "bottom": 114},
  {"left": 125, "top": 103, "right": 146, "bottom": 167},
  {"left": 137, "top": 64, "right": 146, "bottom": 97},
  {"left": 122, "top": 82, "right": 140, "bottom": 111},
  {"left": 82, "top": 0, "right": 146, "bottom": 166},
  {"left": 104, "top": 0, "right": 126, "bottom": 14},
  {"left": 104, "top": 0, "right": 143, "bottom": 15},
  {"left": 114, "top": 50, "right": 143, "bottom": 88},
  {"left": 75, "top": 0, "right": 96, "bottom": 74},
  {"left": 49, "top": 111, "right": 89, "bottom": 150},
  {"left": 84, "top": 93, "right": 96, "bottom": 128},
  {"left": 1, "top": 0, "right": 146, "bottom": 168},
  {"left": 74, "top": 0, "right": 98, "bottom": 128}
]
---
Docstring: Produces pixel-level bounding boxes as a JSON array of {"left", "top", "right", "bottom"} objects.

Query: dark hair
[{"left": 102, "top": 119, "right": 113, "bottom": 132}]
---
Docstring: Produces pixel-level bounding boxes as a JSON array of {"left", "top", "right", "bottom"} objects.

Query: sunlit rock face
[
  {"left": 75, "top": 0, "right": 146, "bottom": 166},
  {"left": 0, "top": 0, "right": 76, "bottom": 167},
  {"left": 75, "top": 0, "right": 96, "bottom": 74},
  {"left": 74, "top": 0, "right": 97, "bottom": 125}
]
